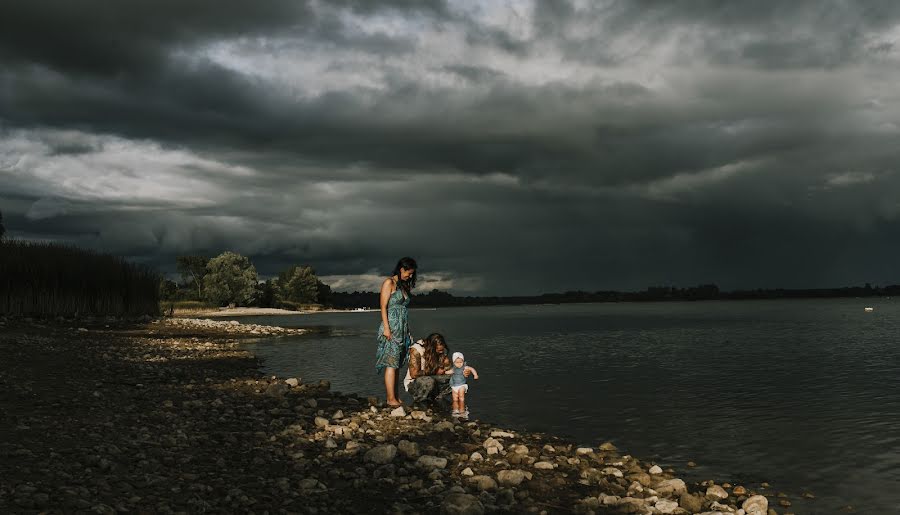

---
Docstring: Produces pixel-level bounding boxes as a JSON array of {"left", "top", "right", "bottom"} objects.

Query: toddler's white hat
[{"left": 452, "top": 352, "right": 464, "bottom": 362}]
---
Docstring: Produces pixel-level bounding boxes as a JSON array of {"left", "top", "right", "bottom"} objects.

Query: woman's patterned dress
[{"left": 375, "top": 289, "right": 411, "bottom": 373}]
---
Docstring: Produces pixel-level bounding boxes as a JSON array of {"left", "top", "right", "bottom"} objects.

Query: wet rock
[
  {"left": 285, "top": 377, "right": 300, "bottom": 387},
  {"left": 733, "top": 485, "right": 747, "bottom": 496},
  {"left": 649, "top": 465, "right": 663, "bottom": 474},
  {"left": 599, "top": 441, "right": 618, "bottom": 451}
]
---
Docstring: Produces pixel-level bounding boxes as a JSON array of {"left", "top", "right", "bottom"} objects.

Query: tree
[
  {"left": 159, "top": 278, "right": 178, "bottom": 301},
  {"left": 256, "top": 279, "right": 277, "bottom": 308},
  {"left": 202, "top": 252, "right": 258, "bottom": 307},
  {"left": 276, "top": 265, "right": 319, "bottom": 304},
  {"left": 316, "top": 279, "right": 332, "bottom": 307},
  {"left": 176, "top": 255, "right": 209, "bottom": 300},
  {"left": 0, "top": 209, "right": 5, "bottom": 241}
]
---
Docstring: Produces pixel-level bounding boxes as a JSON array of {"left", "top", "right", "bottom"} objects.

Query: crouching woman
[{"left": 404, "top": 333, "right": 452, "bottom": 404}]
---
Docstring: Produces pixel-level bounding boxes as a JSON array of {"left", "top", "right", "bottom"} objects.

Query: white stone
[
  {"left": 284, "top": 377, "right": 300, "bottom": 387},
  {"left": 390, "top": 406, "right": 406, "bottom": 417},
  {"left": 706, "top": 485, "right": 729, "bottom": 500},
  {"left": 461, "top": 467, "right": 474, "bottom": 476},
  {"left": 575, "top": 447, "right": 594, "bottom": 455},
  {"left": 649, "top": 465, "right": 663, "bottom": 474},
  {"left": 490, "top": 430, "right": 515, "bottom": 438},
  {"left": 601, "top": 467, "right": 624, "bottom": 478},
  {"left": 742, "top": 495, "right": 768, "bottom": 515},
  {"left": 496, "top": 469, "right": 527, "bottom": 487},
  {"left": 655, "top": 499, "right": 679, "bottom": 514},
  {"left": 655, "top": 478, "right": 687, "bottom": 497},
  {"left": 533, "top": 461, "right": 555, "bottom": 470},
  {"left": 470, "top": 452, "right": 484, "bottom": 462}
]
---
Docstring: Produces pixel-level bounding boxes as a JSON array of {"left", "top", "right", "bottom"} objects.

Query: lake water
[{"left": 238, "top": 299, "right": 900, "bottom": 513}]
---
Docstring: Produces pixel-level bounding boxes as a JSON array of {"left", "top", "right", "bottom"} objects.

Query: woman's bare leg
[{"left": 384, "top": 368, "right": 403, "bottom": 406}]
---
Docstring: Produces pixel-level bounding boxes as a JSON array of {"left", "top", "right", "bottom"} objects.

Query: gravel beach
[{"left": 1, "top": 316, "right": 789, "bottom": 514}]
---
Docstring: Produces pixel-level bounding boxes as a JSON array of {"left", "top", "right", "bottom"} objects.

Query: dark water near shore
[{"left": 238, "top": 299, "right": 900, "bottom": 513}]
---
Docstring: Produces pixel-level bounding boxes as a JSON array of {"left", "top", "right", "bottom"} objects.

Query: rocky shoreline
[{"left": 1, "top": 316, "right": 798, "bottom": 514}]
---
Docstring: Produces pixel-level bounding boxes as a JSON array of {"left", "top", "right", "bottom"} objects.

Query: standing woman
[{"left": 375, "top": 257, "right": 417, "bottom": 406}]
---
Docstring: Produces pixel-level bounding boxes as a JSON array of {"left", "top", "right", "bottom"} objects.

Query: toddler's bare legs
[{"left": 451, "top": 389, "right": 462, "bottom": 413}]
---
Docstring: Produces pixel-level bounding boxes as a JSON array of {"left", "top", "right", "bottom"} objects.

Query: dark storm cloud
[{"left": 3, "top": 0, "right": 900, "bottom": 293}]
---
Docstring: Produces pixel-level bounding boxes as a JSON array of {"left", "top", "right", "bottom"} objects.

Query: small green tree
[
  {"left": 177, "top": 255, "right": 210, "bottom": 300},
  {"left": 203, "top": 252, "right": 258, "bottom": 307},
  {"left": 276, "top": 265, "right": 319, "bottom": 304}
]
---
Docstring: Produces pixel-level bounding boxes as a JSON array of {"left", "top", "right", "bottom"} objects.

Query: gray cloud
[{"left": 2, "top": 0, "right": 900, "bottom": 293}]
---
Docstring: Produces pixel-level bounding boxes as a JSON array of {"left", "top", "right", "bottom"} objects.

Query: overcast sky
[{"left": 2, "top": 0, "right": 900, "bottom": 294}]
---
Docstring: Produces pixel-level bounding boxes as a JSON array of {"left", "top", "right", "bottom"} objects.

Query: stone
[
  {"left": 365, "top": 444, "right": 398, "bottom": 465},
  {"left": 397, "top": 439, "right": 420, "bottom": 458},
  {"left": 314, "top": 417, "right": 329, "bottom": 428},
  {"left": 649, "top": 465, "right": 663, "bottom": 474},
  {"left": 285, "top": 377, "right": 300, "bottom": 387},
  {"left": 470, "top": 452, "right": 484, "bottom": 462},
  {"left": 509, "top": 444, "right": 529, "bottom": 455},
  {"left": 391, "top": 406, "right": 407, "bottom": 417},
  {"left": 417, "top": 455, "right": 448, "bottom": 469},
  {"left": 655, "top": 499, "right": 678, "bottom": 514},
  {"left": 434, "top": 421, "right": 455, "bottom": 431},
  {"left": 733, "top": 485, "right": 747, "bottom": 496},
  {"left": 265, "top": 383, "right": 289, "bottom": 397},
  {"left": 599, "top": 441, "right": 618, "bottom": 451},
  {"left": 742, "top": 495, "right": 768, "bottom": 515},
  {"left": 601, "top": 467, "right": 624, "bottom": 478},
  {"left": 461, "top": 467, "right": 474, "bottom": 476},
  {"left": 707, "top": 485, "right": 729, "bottom": 500},
  {"left": 490, "top": 430, "right": 515, "bottom": 438},
  {"left": 679, "top": 493, "right": 703, "bottom": 513},
  {"left": 655, "top": 478, "right": 687, "bottom": 497},
  {"left": 575, "top": 447, "right": 594, "bottom": 455},
  {"left": 332, "top": 409, "right": 344, "bottom": 420},
  {"left": 441, "top": 493, "right": 484, "bottom": 515},
  {"left": 496, "top": 469, "right": 527, "bottom": 487},
  {"left": 483, "top": 438, "right": 503, "bottom": 454},
  {"left": 467, "top": 475, "right": 498, "bottom": 492},
  {"left": 533, "top": 461, "right": 554, "bottom": 470}
]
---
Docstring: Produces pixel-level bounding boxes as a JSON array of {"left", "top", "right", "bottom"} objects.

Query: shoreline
[
  {"left": 1, "top": 315, "right": 790, "bottom": 514},
  {"left": 173, "top": 307, "right": 372, "bottom": 318}
]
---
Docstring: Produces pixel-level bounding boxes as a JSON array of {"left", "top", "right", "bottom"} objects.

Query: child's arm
[{"left": 465, "top": 366, "right": 479, "bottom": 380}]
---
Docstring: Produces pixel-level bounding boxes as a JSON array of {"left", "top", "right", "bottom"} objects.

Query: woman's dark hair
[
  {"left": 422, "top": 332, "right": 448, "bottom": 374},
  {"left": 392, "top": 256, "right": 417, "bottom": 294}
]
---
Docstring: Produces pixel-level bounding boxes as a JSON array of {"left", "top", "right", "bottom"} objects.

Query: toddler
[{"left": 445, "top": 352, "right": 479, "bottom": 417}]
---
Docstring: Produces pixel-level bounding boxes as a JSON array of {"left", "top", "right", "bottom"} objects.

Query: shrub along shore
[{"left": 0, "top": 315, "right": 800, "bottom": 514}]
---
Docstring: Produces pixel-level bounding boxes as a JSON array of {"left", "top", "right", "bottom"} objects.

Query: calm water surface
[{"left": 238, "top": 299, "right": 900, "bottom": 513}]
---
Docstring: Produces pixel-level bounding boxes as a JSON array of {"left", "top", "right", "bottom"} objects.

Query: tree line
[{"left": 160, "top": 252, "right": 331, "bottom": 309}]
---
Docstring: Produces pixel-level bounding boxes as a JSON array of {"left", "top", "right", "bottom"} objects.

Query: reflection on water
[{"left": 239, "top": 299, "right": 900, "bottom": 513}]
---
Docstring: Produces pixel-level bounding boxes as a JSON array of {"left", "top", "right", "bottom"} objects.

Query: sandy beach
[{"left": 0, "top": 315, "right": 782, "bottom": 514}]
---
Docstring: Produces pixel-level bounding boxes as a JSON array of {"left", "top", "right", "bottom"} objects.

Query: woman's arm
[
  {"left": 466, "top": 366, "right": 479, "bottom": 380},
  {"left": 379, "top": 278, "right": 393, "bottom": 338},
  {"left": 408, "top": 347, "right": 422, "bottom": 379}
]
